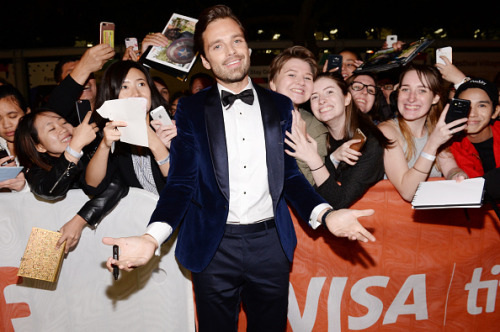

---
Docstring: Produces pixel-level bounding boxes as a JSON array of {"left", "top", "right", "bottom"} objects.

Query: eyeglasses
[{"left": 350, "top": 82, "right": 378, "bottom": 95}]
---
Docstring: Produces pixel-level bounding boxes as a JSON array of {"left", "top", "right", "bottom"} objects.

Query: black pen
[{"left": 112, "top": 245, "right": 119, "bottom": 280}]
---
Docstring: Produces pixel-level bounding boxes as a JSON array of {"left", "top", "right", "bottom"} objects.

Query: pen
[{"left": 113, "top": 245, "right": 119, "bottom": 280}]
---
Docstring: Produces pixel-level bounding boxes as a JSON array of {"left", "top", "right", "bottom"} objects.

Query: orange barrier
[{"left": 238, "top": 179, "right": 500, "bottom": 331}]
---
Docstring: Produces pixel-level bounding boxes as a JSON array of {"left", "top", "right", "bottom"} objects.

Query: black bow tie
[{"left": 221, "top": 89, "right": 254, "bottom": 108}]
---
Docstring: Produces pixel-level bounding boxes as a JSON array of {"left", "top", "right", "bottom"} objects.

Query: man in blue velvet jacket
[{"left": 104, "top": 5, "right": 375, "bottom": 331}]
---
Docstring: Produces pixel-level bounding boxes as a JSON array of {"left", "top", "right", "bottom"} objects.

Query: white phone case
[
  {"left": 150, "top": 106, "right": 173, "bottom": 126},
  {"left": 436, "top": 46, "right": 452, "bottom": 65}
]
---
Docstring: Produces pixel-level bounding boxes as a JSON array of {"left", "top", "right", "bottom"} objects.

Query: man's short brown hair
[{"left": 194, "top": 5, "right": 247, "bottom": 58}]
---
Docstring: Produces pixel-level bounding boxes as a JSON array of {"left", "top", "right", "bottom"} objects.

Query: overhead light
[
  {"left": 434, "top": 28, "right": 444, "bottom": 34},
  {"left": 272, "top": 33, "right": 281, "bottom": 40},
  {"left": 257, "top": 29, "right": 264, "bottom": 34}
]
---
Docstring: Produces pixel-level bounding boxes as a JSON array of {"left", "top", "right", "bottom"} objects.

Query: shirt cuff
[
  {"left": 329, "top": 153, "right": 340, "bottom": 168},
  {"left": 309, "top": 203, "right": 332, "bottom": 229},
  {"left": 145, "top": 222, "right": 173, "bottom": 256}
]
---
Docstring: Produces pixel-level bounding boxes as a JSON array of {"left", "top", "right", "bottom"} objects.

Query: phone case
[
  {"left": 125, "top": 37, "right": 139, "bottom": 51},
  {"left": 327, "top": 54, "right": 342, "bottom": 71},
  {"left": 75, "top": 100, "right": 93, "bottom": 123},
  {"left": 150, "top": 106, "right": 173, "bottom": 126},
  {"left": 100, "top": 22, "right": 115, "bottom": 48},
  {"left": 445, "top": 98, "right": 470, "bottom": 133},
  {"left": 436, "top": 46, "right": 452, "bottom": 65},
  {"left": 350, "top": 128, "right": 367, "bottom": 151}
]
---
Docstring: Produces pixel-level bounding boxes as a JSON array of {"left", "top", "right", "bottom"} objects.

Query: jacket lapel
[
  {"left": 255, "top": 84, "right": 284, "bottom": 203},
  {"left": 204, "top": 85, "right": 230, "bottom": 201}
]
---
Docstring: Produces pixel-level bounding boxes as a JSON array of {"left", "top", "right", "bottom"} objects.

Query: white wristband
[
  {"left": 156, "top": 154, "right": 170, "bottom": 166},
  {"left": 420, "top": 151, "right": 436, "bottom": 162},
  {"left": 65, "top": 145, "right": 83, "bottom": 159}
]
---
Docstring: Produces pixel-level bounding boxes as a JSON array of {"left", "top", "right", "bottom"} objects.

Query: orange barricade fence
[{"left": 238, "top": 179, "right": 500, "bottom": 331}]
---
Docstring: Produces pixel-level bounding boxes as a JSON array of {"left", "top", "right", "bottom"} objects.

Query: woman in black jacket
[
  {"left": 285, "top": 72, "right": 391, "bottom": 209},
  {"left": 15, "top": 109, "right": 128, "bottom": 253}
]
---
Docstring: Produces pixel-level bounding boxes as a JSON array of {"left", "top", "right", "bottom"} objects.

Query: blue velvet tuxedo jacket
[{"left": 149, "top": 82, "right": 326, "bottom": 273}]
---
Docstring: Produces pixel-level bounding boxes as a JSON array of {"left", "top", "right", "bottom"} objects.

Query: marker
[{"left": 113, "top": 245, "right": 119, "bottom": 280}]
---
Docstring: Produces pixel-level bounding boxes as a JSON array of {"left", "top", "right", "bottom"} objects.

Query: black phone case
[
  {"left": 445, "top": 98, "right": 471, "bottom": 133},
  {"left": 327, "top": 54, "right": 342, "bottom": 71}
]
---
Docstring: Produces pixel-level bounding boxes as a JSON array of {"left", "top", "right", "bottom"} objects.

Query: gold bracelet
[
  {"left": 412, "top": 166, "right": 428, "bottom": 174},
  {"left": 311, "top": 164, "right": 325, "bottom": 172}
]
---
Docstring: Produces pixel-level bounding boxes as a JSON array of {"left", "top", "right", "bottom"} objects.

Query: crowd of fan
[{"left": 1, "top": 33, "right": 499, "bottom": 254}]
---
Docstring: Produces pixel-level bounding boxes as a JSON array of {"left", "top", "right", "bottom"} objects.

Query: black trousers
[{"left": 192, "top": 220, "right": 290, "bottom": 332}]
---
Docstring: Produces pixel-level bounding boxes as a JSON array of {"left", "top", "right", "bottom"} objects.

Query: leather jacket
[{"left": 25, "top": 153, "right": 128, "bottom": 226}]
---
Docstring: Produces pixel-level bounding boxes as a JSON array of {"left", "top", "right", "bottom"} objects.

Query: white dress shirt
[{"left": 146, "top": 79, "right": 330, "bottom": 251}]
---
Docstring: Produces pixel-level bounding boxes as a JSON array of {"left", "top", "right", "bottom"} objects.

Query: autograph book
[
  {"left": 355, "top": 38, "right": 434, "bottom": 74},
  {"left": 411, "top": 177, "right": 485, "bottom": 210},
  {"left": 139, "top": 13, "right": 198, "bottom": 81}
]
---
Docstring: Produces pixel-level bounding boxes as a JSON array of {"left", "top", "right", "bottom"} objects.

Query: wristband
[
  {"left": 156, "top": 155, "right": 170, "bottom": 166},
  {"left": 65, "top": 145, "right": 84, "bottom": 159},
  {"left": 420, "top": 151, "right": 436, "bottom": 162},
  {"left": 454, "top": 77, "right": 471, "bottom": 90},
  {"left": 321, "top": 208, "right": 335, "bottom": 228},
  {"left": 310, "top": 164, "right": 325, "bottom": 172}
]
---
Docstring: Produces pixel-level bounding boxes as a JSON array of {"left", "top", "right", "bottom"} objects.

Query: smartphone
[
  {"left": 386, "top": 35, "right": 398, "bottom": 48},
  {"left": 125, "top": 37, "right": 139, "bottom": 55},
  {"left": 350, "top": 128, "right": 367, "bottom": 151},
  {"left": 100, "top": 22, "right": 115, "bottom": 48},
  {"left": 327, "top": 54, "right": 342, "bottom": 72},
  {"left": 75, "top": 99, "right": 94, "bottom": 124},
  {"left": 0, "top": 147, "right": 14, "bottom": 166},
  {"left": 445, "top": 98, "right": 471, "bottom": 133},
  {"left": 150, "top": 106, "right": 173, "bottom": 126},
  {"left": 436, "top": 46, "right": 452, "bottom": 65}
]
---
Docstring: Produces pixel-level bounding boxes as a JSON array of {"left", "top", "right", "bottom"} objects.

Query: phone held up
[
  {"left": 100, "top": 22, "right": 115, "bottom": 48},
  {"left": 386, "top": 35, "right": 398, "bottom": 48},
  {"left": 445, "top": 98, "right": 471, "bottom": 134},
  {"left": 327, "top": 54, "right": 343, "bottom": 72},
  {"left": 150, "top": 106, "right": 173, "bottom": 126},
  {"left": 350, "top": 128, "right": 367, "bottom": 152},
  {"left": 125, "top": 37, "right": 140, "bottom": 56},
  {"left": 75, "top": 100, "right": 95, "bottom": 124},
  {"left": 436, "top": 46, "right": 452, "bottom": 65}
]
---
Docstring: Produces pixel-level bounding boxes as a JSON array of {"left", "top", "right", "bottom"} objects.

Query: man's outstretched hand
[
  {"left": 323, "top": 208, "right": 376, "bottom": 242},
  {"left": 102, "top": 234, "right": 158, "bottom": 273}
]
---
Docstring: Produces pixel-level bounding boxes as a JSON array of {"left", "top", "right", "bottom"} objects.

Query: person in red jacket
[{"left": 449, "top": 78, "right": 500, "bottom": 178}]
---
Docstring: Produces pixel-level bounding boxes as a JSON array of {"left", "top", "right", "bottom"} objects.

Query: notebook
[{"left": 411, "top": 177, "right": 485, "bottom": 210}]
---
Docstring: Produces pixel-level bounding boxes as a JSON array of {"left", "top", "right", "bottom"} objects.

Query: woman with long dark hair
[
  {"left": 85, "top": 61, "right": 177, "bottom": 195},
  {"left": 15, "top": 109, "right": 128, "bottom": 252}
]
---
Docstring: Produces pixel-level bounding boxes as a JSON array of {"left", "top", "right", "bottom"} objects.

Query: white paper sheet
[{"left": 96, "top": 98, "right": 149, "bottom": 147}]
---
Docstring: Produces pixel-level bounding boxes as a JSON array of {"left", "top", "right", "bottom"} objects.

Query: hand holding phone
[
  {"left": 350, "top": 128, "right": 367, "bottom": 152},
  {"left": 445, "top": 98, "right": 471, "bottom": 134},
  {"left": 125, "top": 37, "right": 140, "bottom": 56},
  {"left": 150, "top": 106, "right": 173, "bottom": 126},
  {"left": 386, "top": 35, "right": 398, "bottom": 48},
  {"left": 436, "top": 46, "right": 452, "bottom": 65},
  {"left": 75, "top": 100, "right": 94, "bottom": 124},
  {"left": 326, "top": 54, "right": 342, "bottom": 72}
]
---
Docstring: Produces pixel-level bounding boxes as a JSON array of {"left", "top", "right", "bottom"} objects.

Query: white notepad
[{"left": 411, "top": 177, "right": 485, "bottom": 209}]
